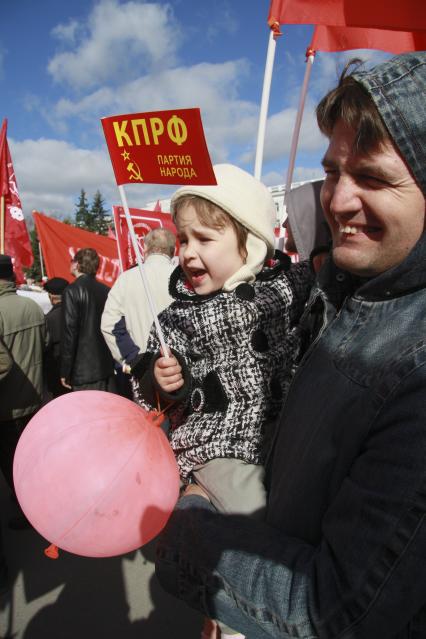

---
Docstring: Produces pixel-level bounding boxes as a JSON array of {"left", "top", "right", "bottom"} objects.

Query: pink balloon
[{"left": 13, "top": 391, "right": 180, "bottom": 558}]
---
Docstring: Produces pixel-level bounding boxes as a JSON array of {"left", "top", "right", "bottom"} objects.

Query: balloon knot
[
  {"left": 44, "top": 544, "right": 59, "bottom": 559},
  {"left": 148, "top": 410, "right": 165, "bottom": 427}
]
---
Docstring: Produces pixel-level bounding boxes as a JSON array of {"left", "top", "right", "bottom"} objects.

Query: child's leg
[
  {"left": 192, "top": 458, "right": 266, "bottom": 520},
  {"left": 193, "top": 459, "right": 267, "bottom": 637}
]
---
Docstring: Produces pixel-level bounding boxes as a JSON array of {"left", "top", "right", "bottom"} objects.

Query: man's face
[
  {"left": 320, "top": 121, "right": 425, "bottom": 277},
  {"left": 70, "top": 260, "right": 79, "bottom": 278}
]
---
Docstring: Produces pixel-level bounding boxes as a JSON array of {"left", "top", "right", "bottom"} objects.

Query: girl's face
[{"left": 176, "top": 203, "right": 245, "bottom": 295}]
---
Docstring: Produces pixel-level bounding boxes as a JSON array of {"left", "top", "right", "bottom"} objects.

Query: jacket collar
[
  {"left": 319, "top": 231, "right": 426, "bottom": 301},
  {"left": 0, "top": 280, "right": 17, "bottom": 296}
]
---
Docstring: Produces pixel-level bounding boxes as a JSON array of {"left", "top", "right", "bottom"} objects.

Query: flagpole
[
  {"left": 0, "top": 195, "right": 4, "bottom": 254},
  {"left": 283, "top": 49, "right": 316, "bottom": 214},
  {"left": 112, "top": 206, "right": 125, "bottom": 273},
  {"left": 38, "top": 241, "right": 45, "bottom": 279},
  {"left": 254, "top": 30, "right": 277, "bottom": 179},
  {"left": 118, "top": 184, "right": 169, "bottom": 357}
]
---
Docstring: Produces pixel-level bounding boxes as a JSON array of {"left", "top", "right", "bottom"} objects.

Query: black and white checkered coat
[{"left": 133, "top": 254, "right": 313, "bottom": 479}]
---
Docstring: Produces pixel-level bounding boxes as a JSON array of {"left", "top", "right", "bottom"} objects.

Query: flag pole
[
  {"left": 118, "top": 184, "right": 169, "bottom": 357},
  {"left": 283, "top": 49, "right": 316, "bottom": 213},
  {"left": 38, "top": 241, "right": 45, "bottom": 279},
  {"left": 0, "top": 195, "right": 4, "bottom": 253},
  {"left": 112, "top": 206, "right": 125, "bottom": 273},
  {"left": 254, "top": 29, "right": 277, "bottom": 179}
]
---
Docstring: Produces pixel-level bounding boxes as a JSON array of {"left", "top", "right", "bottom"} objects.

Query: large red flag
[
  {"left": 33, "top": 212, "right": 119, "bottom": 287},
  {"left": 311, "top": 25, "right": 426, "bottom": 54},
  {"left": 0, "top": 119, "right": 33, "bottom": 283},
  {"left": 268, "top": 0, "right": 426, "bottom": 32}
]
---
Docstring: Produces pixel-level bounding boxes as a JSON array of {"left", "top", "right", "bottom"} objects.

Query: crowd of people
[{"left": 0, "top": 50, "right": 425, "bottom": 638}]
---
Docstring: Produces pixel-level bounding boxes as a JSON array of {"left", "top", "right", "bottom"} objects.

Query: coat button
[
  {"left": 251, "top": 329, "right": 269, "bottom": 352},
  {"left": 235, "top": 283, "right": 255, "bottom": 301}
]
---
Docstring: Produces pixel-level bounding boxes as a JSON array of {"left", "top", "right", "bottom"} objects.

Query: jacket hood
[
  {"left": 353, "top": 51, "right": 426, "bottom": 197},
  {"left": 286, "top": 180, "right": 331, "bottom": 261}
]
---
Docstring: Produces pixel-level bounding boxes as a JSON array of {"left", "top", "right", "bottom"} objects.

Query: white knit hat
[{"left": 170, "top": 164, "right": 276, "bottom": 291}]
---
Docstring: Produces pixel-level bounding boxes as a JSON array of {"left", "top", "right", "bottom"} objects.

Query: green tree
[
  {"left": 74, "top": 189, "right": 95, "bottom": 231},
  {"left": 90, "top": 190, "right": 110, "bottom": 235},
  {"left": 24, "top": 228, "right": 43, "bottom": 282}
]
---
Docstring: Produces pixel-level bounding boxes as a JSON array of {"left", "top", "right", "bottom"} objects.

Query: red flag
[
  {"left": 33, "top": 212, "right": 119, "bottom": 287},
  {"left": 0, "top": 119, "right": 33, "bottom": 283},
  {"left": 107, "top": 225, "right": 117, "bottom": 240},
  {"left": 101, "top": 108, "right": 216, "bottom": 186},
  {"left": 153, "top": 199, "right": 162, "bottom": 212},
  {"left": 311, "top": 25, "right": 426, "bottom": 54},
  {"left": 112, "top": 205, "right": 176, "bottom": 271},
  {"left": 268, "top": 0, "right": 426, "bottom": 32}
]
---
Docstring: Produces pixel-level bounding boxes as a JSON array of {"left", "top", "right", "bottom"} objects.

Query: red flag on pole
[
  {"left": 268, "top": 0, "right": 426, "bottom": 32},
  {"left": 311, "top": 25, "right": 426, "bottom": 54},
  {"left": 0, "top": 119, "right": 33, "bottom": 283},
  {"left": 33, "top": 212, "right": 119, "bottom": 287}
]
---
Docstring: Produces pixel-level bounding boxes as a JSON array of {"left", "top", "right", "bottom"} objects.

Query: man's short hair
[
  {"left": 316, "top": 58, "right": 390, "bottom": 154},
  {"left": 144, "top": 228, "right": 176, "bottom": 259},
  {"left": 72, "top": 248, "right": 100, "bottom": 276}
]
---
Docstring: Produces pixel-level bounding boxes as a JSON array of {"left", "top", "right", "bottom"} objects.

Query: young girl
[{"left": 131, "top": 164, "right": 313, "bottom": 638}]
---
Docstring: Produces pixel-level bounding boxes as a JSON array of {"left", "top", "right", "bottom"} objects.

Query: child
[{"left": 131, "top": 164, "right": 313, "bottom": 638}]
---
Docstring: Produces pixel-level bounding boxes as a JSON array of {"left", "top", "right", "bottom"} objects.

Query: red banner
[
  {"left": 33, "top": 212, "right": 120, "bottom": 287},
  {"left": 311, "top": 25, "right": 426, "bottom": 53},
  {"left": 268, "top": 0, "right": 426, "bottom": 31},
  {"left": 112, "top": 206, "right": 177, "bottom": 271},
  {"left": 0, "top": 119, "right": 34, "bottom": 284},
  {"left": 101, "top": 108, "right": 216, "bottom": 186}
]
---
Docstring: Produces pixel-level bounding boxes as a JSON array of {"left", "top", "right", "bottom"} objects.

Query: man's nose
[{"left": 329, "top": 176, "right": 362, "bottom": 217}]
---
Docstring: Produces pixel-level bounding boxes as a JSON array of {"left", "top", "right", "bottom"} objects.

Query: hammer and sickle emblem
[{"left": 127, "top": 161, "right": 143, "bottom": 182}]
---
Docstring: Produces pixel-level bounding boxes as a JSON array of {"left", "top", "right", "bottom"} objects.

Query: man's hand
[
  {"left": 60, "top": 377, "right": 72, "bottom": 389},
  {"left": 154, "top": 353, "right": 184, "bottom": 393}
]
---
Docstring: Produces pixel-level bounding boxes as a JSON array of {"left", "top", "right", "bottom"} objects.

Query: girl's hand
[{"left": 154, "top": 353, "right": 184, "bottom": 393}]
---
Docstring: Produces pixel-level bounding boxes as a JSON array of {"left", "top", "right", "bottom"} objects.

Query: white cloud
[
  {"left": 48, "top": 0, "right": 181, "bottom": 91},
  {"left": 46, "top": 59, "right": 260, "bottom": 164},
  {"left": 51, "top": 19, "right": 80, "bottom": 45}
]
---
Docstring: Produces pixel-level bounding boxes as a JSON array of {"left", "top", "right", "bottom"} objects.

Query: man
[
  {"left": 43, "top": 277, "right": 69, "bottom": 398},
  {"left": 154, "top": 52, "right": 426, "bottom": 638},
  {"left": 101, "top": 227, "right": 176, "bottom": 365},
  {"left": 60, "top": 248, "right": 115, "bottom": 391},
  {"left": 0, "top": 254, "right": 47, "bottom": 527}
]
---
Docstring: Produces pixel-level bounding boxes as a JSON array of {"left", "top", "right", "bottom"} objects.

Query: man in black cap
[
  {"left": 44, "top": 277, "right": 69, "bottom": 398},
  {"left": 0, "top": 254, "right": 47, "bottom": 528}
]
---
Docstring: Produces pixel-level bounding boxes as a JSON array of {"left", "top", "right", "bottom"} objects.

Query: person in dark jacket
[
  {"left": 60, "top": 248, "right": 116, "bottom": 392},
  {"left": 43, "top": 277, "right": 70, "bottom": 398},
  {"left": 154, "top": 52, "right": 426, "bottom": 639}
]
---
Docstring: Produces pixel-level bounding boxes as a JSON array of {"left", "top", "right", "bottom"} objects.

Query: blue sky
[{"left": 0, "top": 0, "right": 390, "bottom": 220}]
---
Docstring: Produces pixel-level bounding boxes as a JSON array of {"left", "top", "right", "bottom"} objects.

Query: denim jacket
[{"left": 156, "top": 229, "right": 426, "bottom": 639}]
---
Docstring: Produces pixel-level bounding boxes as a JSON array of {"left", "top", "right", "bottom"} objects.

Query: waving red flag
[
  {"left": 0, "top": 119, "right": 33, "bottom": 283},
  {"left": 268, "top": 0, "right": 426, "bottom": 32},
  {"left": 311, "top": 25, "right": 426, "bottom": 53}
]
